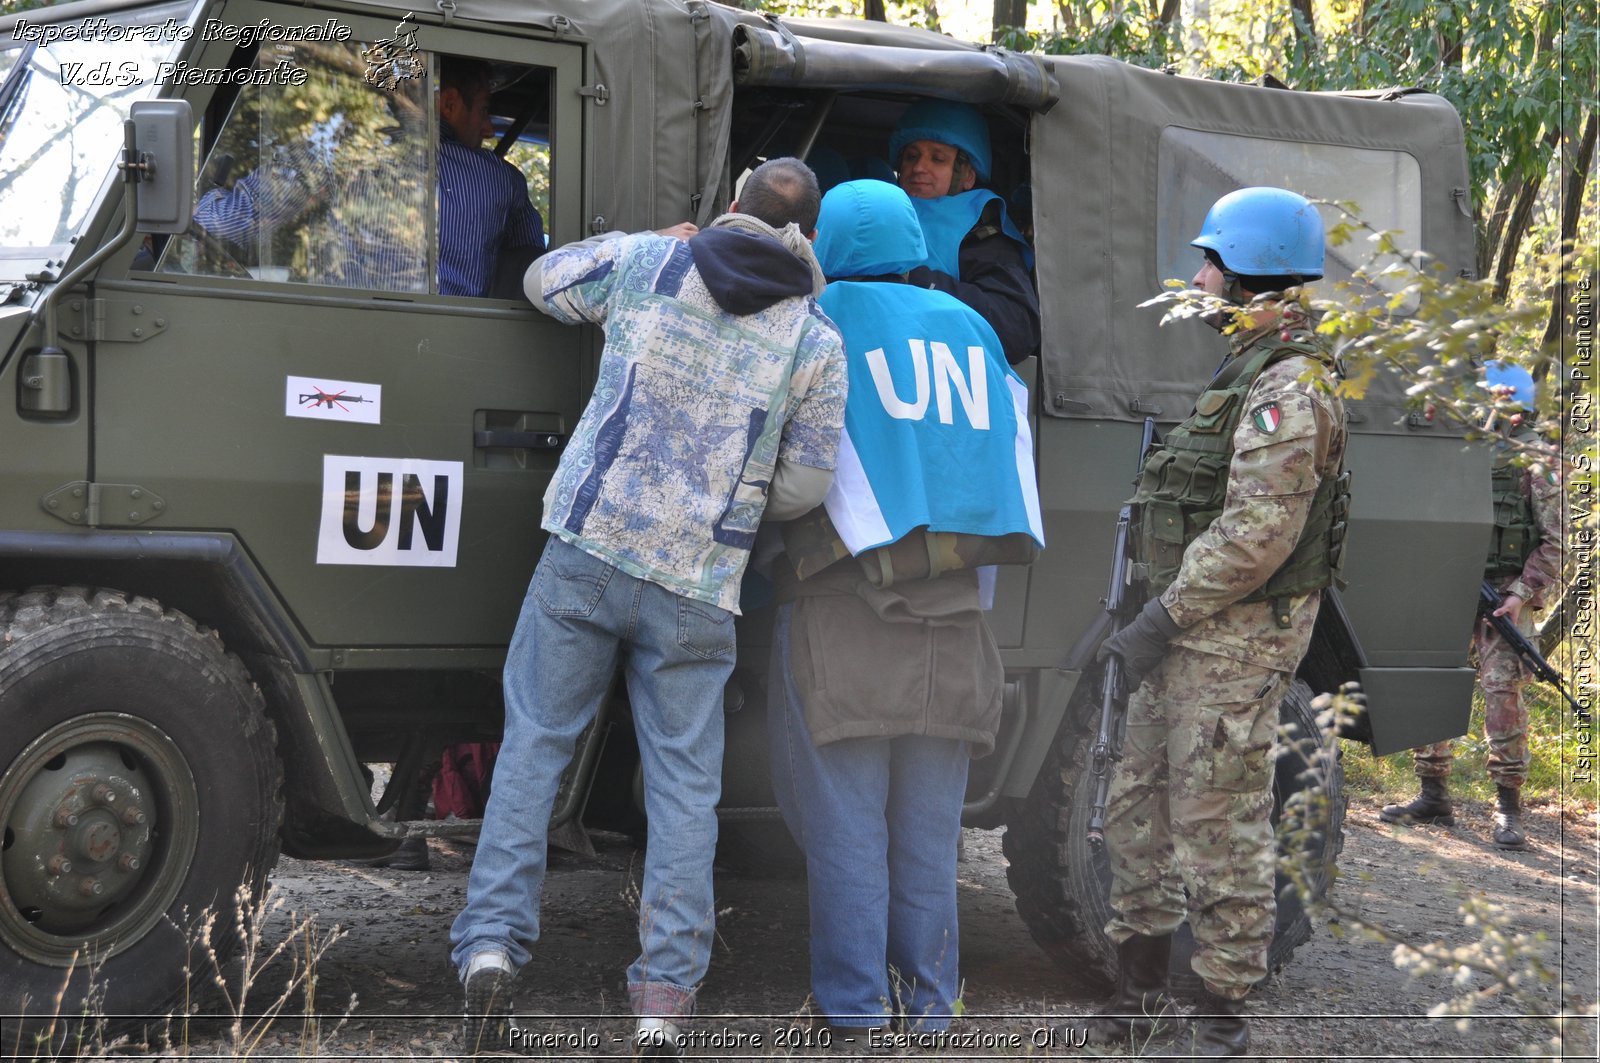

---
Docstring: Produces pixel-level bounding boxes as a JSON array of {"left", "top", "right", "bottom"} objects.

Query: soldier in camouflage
[
  {"left": 1381, "top": 362, "right": 1563, "bottom": 850},
  {"left": 1090, "top": 188, "right": 1349, "bottom": 1058}
]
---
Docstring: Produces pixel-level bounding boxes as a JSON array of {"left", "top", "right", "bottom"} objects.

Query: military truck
[{"left": 1, "top": 0, "right": 1488, "bottom": 1028}]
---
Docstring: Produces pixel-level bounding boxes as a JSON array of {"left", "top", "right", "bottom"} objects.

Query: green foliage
[
  {"left": 1342, "top": 680, "right": 1585, "bottom": 807},
  {"left": 1027, "top": 1, "right": 1184, "bottom": 65},
  {"left": 1281, "top": 2, "right": 1594, "bottom": 211}
]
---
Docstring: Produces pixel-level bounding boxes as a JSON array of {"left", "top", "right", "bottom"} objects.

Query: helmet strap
[
  {"left": 948, "top": 153, "right": 975, "bottom": 195},
  {"left": 1222, "top": 268, "right": 1247, "bottom": 305}
]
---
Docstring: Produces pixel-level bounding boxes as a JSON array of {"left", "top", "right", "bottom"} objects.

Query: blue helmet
[
  {"left": 889, "top": 100, "right": 992, "bottom": 183},
  {"left": 1484, "top": 360, "right": 1536, "bottom": 409},
  {"left": 1192, "top": 187, "right": 1325, "bottom": 281},
  {"left": 814, "top": 180, "right": 928, "bottom": 279}
]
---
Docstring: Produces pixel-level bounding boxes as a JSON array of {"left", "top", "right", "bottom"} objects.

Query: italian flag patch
[{"left": 1251, "top": 402, "right": 1281, "bottom": 433}]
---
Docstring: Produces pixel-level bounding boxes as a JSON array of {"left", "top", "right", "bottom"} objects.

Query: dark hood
[{"left": 688, "top": 227, "right": 815, "bottom": 315}]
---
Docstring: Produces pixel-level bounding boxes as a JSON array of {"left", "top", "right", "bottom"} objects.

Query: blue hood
[{"left": 814, "top": 180, "right": 928, "bottom": 279}]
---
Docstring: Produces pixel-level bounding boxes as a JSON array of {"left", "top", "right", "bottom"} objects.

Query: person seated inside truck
[
  {"left": 434, "top": 56, "right": 547, "bottom": 298},
  {"left": 889, "top": 100, "right": 1039, "bottom": 365},
  {"left": 190, "top": 56, "right": 544, "bottom": 298}
]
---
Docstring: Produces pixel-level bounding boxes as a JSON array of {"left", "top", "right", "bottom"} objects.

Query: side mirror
[{"left": 129, "top": 100, "right": 194, "bottom": 234}]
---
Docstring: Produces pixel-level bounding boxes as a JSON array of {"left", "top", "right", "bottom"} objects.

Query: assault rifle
[
  {"left": 1085, "top": 416, "right": 1158, "bottom": 850},
  {"left": 1479, "top": 580, "right": 1585, "bottom": 714}
]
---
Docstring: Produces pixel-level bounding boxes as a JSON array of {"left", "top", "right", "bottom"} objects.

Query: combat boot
[
  {"left": 1185, "top": 986, "right": 1248, "bottom": 1058},
  {"left": 1493, "top": 785, "right": 1527, "bottom": 850},
  {"left": 1379, "top": 777, "right": 1455, "bottom": 826},
  {"left": 1081, "top": 933, "right": 1177, "bottom": 1047}
]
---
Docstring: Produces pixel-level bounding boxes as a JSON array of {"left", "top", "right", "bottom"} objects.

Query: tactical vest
[
  {"left": 1485, "top": 429, "right": 1542, "bottom": 578},
  {"left": 1129, "top": 336, "right": 1351, "bottom": 626}
]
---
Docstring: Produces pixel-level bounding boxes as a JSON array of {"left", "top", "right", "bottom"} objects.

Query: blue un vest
[{"left": 817, "top": 279, "right": 1042, "bottom": 553}]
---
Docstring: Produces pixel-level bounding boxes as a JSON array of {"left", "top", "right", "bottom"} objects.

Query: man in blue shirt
[
  {"left": 436, "top": 57, "right": 546, "bottom": 297},
  {"left": 189, "top": 56, "right": 544, "bottom": 297}
]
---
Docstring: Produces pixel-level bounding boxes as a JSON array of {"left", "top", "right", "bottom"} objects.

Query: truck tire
[
  {"left": 1002, "top": 678, "right": 1343, "bottom": 996},
  {"left": 0, "top": 587, "right": 283, "bottom": 1040}
]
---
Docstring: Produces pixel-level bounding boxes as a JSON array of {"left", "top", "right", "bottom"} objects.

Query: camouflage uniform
[
  {"left": 1412, "top": 446, "right": 1564, "bottom": 788},
  {"left": 1104, "top": 324, "right": 1347, "bottom": 999}
]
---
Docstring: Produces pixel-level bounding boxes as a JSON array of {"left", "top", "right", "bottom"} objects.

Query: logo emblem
[
  {"left": 361, "top": 13, "right": 423, "bottom": 90},
  {"left": 316, "top": 456, "right": 463, "bottom": 567},
  {"left": 286, "top": 375, "right": 382, "bottom": 424},
  {"left": 1251, "top": 402, "right": 1281, "bottom": 434}
]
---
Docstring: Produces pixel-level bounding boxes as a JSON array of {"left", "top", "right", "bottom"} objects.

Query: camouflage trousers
[
  {"left": 1413, "top": 618, "right": 1530, "bottom": 788},
  {"left": 1103, "top": 645, "right": 1288, "bottom": 999}
]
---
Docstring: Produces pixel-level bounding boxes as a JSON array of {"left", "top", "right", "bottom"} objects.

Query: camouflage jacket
[
  {"left": 1493, "top": 437, "right": 1565, "bottom": 609},
  {"left": 1158, "top": 324, "right": 1348, "bottom": 672}
]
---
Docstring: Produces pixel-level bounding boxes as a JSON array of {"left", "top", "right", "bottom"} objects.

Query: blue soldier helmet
[
  {"left": 889, "top": 99, "right": 992, "bottom": 184},
  {"left": 813, "top": 179, "right": 928, "bottom": 280},
  {"left": 1483, "top": 360, "right": 1536, "bottom": 409},
  {"left": 1191, "top": 187, "right": 1325, "bottom": 281}
]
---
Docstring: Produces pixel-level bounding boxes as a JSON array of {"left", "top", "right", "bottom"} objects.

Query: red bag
[{"left": 432, "top": 741, "right": 500, "bottom": 818}]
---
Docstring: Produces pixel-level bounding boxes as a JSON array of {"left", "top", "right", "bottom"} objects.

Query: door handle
[{"left": 473, "top": 429, "right": 564, "bottom": 450}]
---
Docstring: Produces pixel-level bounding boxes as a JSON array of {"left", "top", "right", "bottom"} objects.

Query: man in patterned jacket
[
  {"left": 451, "top": 158, "right": 846, "bottom": 1057},
  {"left": 1090, "top": 187, "right": 1349, "bottom": 1058}
]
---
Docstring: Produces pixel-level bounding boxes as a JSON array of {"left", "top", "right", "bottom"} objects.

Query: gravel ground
[{"left": 132, "top": 795, "right": 1600, "bottom": 1062}]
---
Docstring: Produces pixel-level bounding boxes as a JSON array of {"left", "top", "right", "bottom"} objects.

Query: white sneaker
[
  {"left": 461, "top": 950, "right": 515, "bottom": 1055},
  {"left": 635, "top": 1017, "right": 684, "bottom": 1058}
]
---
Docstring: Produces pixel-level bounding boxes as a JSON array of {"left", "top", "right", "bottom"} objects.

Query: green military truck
[{"left": 1, "top": 0, "right": 1488, "bottom": 1028}]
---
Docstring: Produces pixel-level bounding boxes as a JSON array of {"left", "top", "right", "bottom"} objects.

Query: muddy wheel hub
[{"left": 0, "top": 714, "right": 198, "bottom": 966}]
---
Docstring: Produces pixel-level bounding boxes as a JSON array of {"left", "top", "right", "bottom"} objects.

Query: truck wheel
[
  {"left": 0, "top": 587, "right": 283, "bottom": 1039},
  {"left": 1002, "top": 678, "right": 1343, "bottom": 995}
]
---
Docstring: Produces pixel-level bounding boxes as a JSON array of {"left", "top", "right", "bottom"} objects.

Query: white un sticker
[
  {"left": 287, "top": 375, "right": 382, "bottom": 424},
  {"left": 316, "top": 455, "right": 462, "bottom": 567}
]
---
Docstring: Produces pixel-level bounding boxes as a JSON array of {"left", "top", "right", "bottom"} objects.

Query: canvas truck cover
[
  {"left": 335, "top": 1, "right": 1057, "bottom": 230},
  {"left": 1033, "top": 55, "right": 1477, "bottom": 436}
]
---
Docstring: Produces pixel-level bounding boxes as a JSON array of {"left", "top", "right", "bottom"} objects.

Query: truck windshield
[{"left": 0, "top": 1, "right": 194, "bottom": 280}]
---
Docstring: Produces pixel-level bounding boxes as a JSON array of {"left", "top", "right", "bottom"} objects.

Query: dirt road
[{"left": 172, "top": 798, "right": 1598, "bottom": 1061}]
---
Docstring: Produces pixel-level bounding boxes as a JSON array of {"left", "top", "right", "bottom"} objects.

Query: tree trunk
[
  {"left": 1479, "top": 181, "right": 1516, "bottom": 283},
  {"left": 1493, "top": 173, "right": 1543, "bottom": 304},
  {"left": 1540, "top": 110, "right": 1598, "bottom": 360},
  {"left": 1055, "top": 2, "right": 1077, "bottom": 36},
  {"left": 1490, "top": 117, "right": 1564, "bottom": 302},
  {"left": 1289, "top": 0, "right": 1316, "bottom": 40},
  {"left": 993, "top": 0, "right": 1028, "bottom": 41},
  {"left": 1188, "top": 0, "right": 1211, "bottom": 57},
  {"left": 1157, "top": 0, "right": 1182, "bottom": 28},
  {"left": 864, "top": 0, "right": 887, "bottom": 20}
]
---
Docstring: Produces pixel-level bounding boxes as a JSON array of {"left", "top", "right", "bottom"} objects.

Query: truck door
[{"left": 91, "top": 3, "right": 586, "bottom": 650}]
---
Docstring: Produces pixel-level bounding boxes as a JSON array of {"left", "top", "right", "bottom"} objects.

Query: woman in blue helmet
[{"left": 889, "top": 100, "right": 1040, "bottom": 366}]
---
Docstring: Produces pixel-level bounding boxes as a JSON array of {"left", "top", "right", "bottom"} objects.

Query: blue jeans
[
  {"left": 451, "top": 536, "right": 734, "bottom": 1019},
  {"left": 768, "top": 604, "right": 969, "bottom": 1031}
]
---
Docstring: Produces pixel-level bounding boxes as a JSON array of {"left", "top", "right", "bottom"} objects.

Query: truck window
[
  {"left": 1155, "top": 128, "right": 1423, "bottom": 311},
  {"left": 0, "top": 0, "right": 190, "bottom": 281},
  {"left": 156, "top": 43, "right": 552, "bottom": 300}
]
